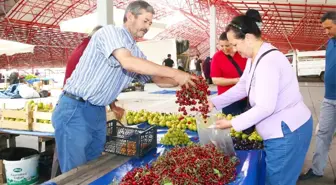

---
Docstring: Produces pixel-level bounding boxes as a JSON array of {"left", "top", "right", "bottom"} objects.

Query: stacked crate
[{"left": 0, "top": 104, "right": 33, "bottom": 131}]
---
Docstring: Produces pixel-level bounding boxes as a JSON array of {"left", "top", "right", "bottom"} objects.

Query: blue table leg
[{"left": 258, "top": 150, "right": 266, "bottom": 185}]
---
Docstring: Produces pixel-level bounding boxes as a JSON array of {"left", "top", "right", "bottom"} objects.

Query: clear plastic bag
[{"left": 195, "top": 113, "right": 235, "bottom": 156}]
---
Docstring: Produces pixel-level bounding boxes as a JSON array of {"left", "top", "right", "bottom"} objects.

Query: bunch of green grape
[
  {"left": 24, "top": 74, "right": 38, "bottom": 81},
  {"left": 160, "top": 128, "right": 192, "bottom": 146}
]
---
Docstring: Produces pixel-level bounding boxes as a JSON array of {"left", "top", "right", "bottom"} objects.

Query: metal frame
[
  {"left": 156, "top": 0, "right": 335, "bottom": 58},
  {"left": 0, "top": 0, "right": 335, "bottom": 67}
]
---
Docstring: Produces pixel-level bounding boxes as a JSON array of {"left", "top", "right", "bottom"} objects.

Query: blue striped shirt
[{"left": 64, "top": 25, "right": 151, "bottom": 106}]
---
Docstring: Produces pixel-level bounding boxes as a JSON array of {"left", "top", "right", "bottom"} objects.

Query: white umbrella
[
  {"left": 59, "top": 11, "right": 167, "bottom": 40},
  {"left": 0, "top": 39, "right": 35, "bottom": 56}
]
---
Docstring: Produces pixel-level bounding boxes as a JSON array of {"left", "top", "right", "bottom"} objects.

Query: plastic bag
[
  {"left": 17, "top": 84, "right": 40, "bottom": 99},
  {"left": 195, "top": 113, "right": 235, "bottom": 156}
]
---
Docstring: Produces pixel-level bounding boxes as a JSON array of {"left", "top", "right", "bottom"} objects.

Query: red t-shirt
[
  {"left": 63, "top": 37, "right": 90, "bottom": 85},
  {"left": 210, "top": 51, "right": 247, "bottom": 95}
]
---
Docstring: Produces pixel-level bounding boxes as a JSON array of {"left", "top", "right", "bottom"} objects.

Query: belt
[{"left": 63, "top": 91, "right": 85, "bottom": 102}]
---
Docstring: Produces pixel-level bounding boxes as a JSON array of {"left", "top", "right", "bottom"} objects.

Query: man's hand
[
  {"left": 109, "top": 102, "right": 125, "bottom": 120},
  {"left": 173, "top": 71, "right": 197, "bottom": 88}
]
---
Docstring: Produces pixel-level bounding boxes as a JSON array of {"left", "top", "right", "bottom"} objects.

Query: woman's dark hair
[
  {"left": 225, "top": 14, "right": 262, "bottom": 39},
  {"left": 219, "top": 32, "right": 228, "bottom": 41},
  {"left": 246, "top": 9, "right": 262, "bottom": 23}
]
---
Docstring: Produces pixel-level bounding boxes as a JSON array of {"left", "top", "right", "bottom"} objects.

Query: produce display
[
  {"left": 36, "top": 119, "right": 51, "bottom": 124},
  {"left": 120, "top": 142, "right": 149, "bottom": 156},
  {"left": 122, "top": 80, "right": 145, "bottom": 92},
  {"left": 24, "top": 74, "right": 38, "bottom": 81},
  {"left": 3, "top": 117, "right": 27, "bottom": 122},
  {"left": 36, "top": 102, "right": 53, "bottom": 112},
  {"left": 23, "top": 100, "right": 53, "bottom": 112},
  {"left": 216, "top": 113, "right": 264, "bottom": 150},
  {"left": 34, "top": 101, "right": 53, "bottom": 124},
  {"left": 126, "top": 110, "right": 198, "bottom": 132},
  {"left": 133, "top": 82, "right": 145, "bottom": 91},
  {"left": 126, "top": 110, "right": 265, "bottom": 150},
  {"left": 119, "top": 144, "right": 239, "bottom": 185},
  {"left": 231, "top": 129, "right": 263, "bottom": 150},
  {"left": 148, "top": 113, "right": 197, "bottom": 132},
  {"left": 126, "top": 110, "right": 149, "bottom": 125},
  {"left": 176, "top": 75, "right": 210, "bottom": 118},
  {"left": 24, "top": 100, "right": 36, "bottom": 111},
  {"left": 160, "top": 127, "right": 192, "bottom": 146},
  {"left": 25, "top": 100, "right": 53, "bottom": 124},
  {"left": 1, "top": 100, "right": 35, "bottom": 123}
]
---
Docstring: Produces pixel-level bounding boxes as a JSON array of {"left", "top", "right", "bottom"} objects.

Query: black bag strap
[
  {"left": 226, "top": 55, "right": 243, "bottom": 76},
  {"left": 247, "top": 49, "right": 278, "bottom": 98}
]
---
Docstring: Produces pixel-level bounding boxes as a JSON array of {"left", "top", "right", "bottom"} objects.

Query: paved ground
[
  {"left": 297, "top": 82, "right": 335, "bottom": 185},
  {"left": 13, "top": 80, "right": 335, "bottom": 185}
]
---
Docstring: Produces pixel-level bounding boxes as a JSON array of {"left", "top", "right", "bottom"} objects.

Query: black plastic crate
[{"left": 105, "top": 120, "right": 157, "bottom": 157}]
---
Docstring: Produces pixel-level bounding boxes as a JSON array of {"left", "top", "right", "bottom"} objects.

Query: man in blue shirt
[
  {"left": 52, "top": 0, "right": 196, "bottom": 173},
  {"left": 299, "top": 11, "right": 336, "bottom": 183}
]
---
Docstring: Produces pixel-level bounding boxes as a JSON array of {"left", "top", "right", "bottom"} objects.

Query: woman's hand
[
  {"left": 208, "top": 101, "right": 215, "bottom": 112},
  {"left": 215, "top": 118, "right": 232, "bottom": 129}
]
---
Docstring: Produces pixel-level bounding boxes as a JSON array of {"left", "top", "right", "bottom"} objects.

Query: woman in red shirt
[
  {"left": 210, "top": 32, "right": 247, "bottom": 115},
  {"left": 63, "top": 26, "right": 103, "bottom": 85}
]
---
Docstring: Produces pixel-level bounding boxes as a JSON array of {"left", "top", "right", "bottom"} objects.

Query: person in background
[
  {"left": 189, "top": 56, "right": 196, "bottom": 73},
  {"left": 52, "top": 0, "right": 195, "bottom": 173},
  {"left": 177, "top": 59, "right": 185, "bottom": 71},
  {"left": 210, "top": 32, "right": 247, "bottom": 115},
  {"left": 299, "top": 11, "right": 336, "bottom": 184},
  {"left": 194, "top": 55, "right": 202, "bottom": 76},
  {"left": 9, "top": 72, "right": 19, "bottom": 85},
  {"left": 34, "top": 70, "right": 40, "bottom": 76},
  {"left": 209, "top": 13, "right": 313, "bottom": 185},
  {"left": 202, "top": 57, "right": 212, "bottom": 84},
  {"left": 162, "top": 54, "right": 174, "bottom": 68}
]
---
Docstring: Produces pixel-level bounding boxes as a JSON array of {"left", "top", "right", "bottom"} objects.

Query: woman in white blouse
[{"left": 209, "top": 14, "right": 313, "bottom": 185}]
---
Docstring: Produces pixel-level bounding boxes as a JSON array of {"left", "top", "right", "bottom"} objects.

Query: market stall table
[
  {"left": 0, "top": 128, "right": 54, "bottom": 150},
  {"left": 44, "top": 123, "right": 266, "bottom": 185},
  {"left": 90, "top": 147, "right": 265, "bottom": 185},
  {"left": 91, "top": 124, "right": 265, "bottom": 185}
]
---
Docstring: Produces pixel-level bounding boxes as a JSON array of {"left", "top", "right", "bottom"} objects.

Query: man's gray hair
[
  {"left": 89, "top": 25, "right": 103, "bottom": 37},
  {"left": 321, "top": 11, "right": 336, "bottom": 24},
  {"left": 123, "top": 0, "right": 155, "bottom": 23}
]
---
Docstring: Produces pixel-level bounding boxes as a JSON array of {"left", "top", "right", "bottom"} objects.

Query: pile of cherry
[
  {"left": 119, "top": 144, "right": 239, "bottom": 185},
  {"left": 176, "top": 75, "right": 210, "bottom": 119}
]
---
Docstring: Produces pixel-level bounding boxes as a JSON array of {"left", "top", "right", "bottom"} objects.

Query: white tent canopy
[
  {"left": 59, "top": 7, "right": 186, "bottom": 39},
  {"left": 0, "top": 39, "right": 35, "bottom": 56}
]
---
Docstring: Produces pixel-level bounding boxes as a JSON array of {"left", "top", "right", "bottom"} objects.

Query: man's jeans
[{"left": 312, "top": 98, "right": 336, "bottom": 175}]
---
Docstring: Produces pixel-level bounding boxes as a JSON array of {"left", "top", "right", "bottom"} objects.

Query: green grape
[{"left": 160, "top": 127, "right": 191, "bottom": 146}]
